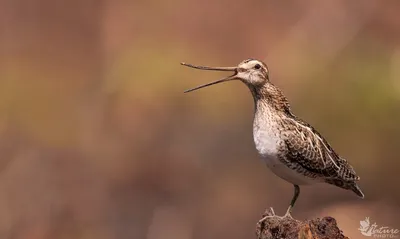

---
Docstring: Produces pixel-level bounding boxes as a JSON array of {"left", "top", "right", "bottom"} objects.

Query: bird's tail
[
  {"left": 325, "top": 179, "right": 364, "bottom": 198},
  {"left": 349, "top": 183, "right": 364, "bottom": 198}
]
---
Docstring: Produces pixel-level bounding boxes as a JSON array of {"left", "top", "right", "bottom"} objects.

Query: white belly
[
  {"left": 253, "top": 128, "right": 316, "bottom": 185},
  {"left": 262, "top": 154, "right": 316, "bottom": 185}
]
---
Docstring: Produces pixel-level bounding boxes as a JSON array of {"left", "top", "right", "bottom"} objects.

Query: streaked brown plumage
[{"left": 181, "top": 59, "right": 363, "bottom": 220}]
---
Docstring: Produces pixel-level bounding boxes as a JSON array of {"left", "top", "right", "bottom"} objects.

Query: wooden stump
[{"left": 256, "top": 208, "right": 349, "bottom": 239}]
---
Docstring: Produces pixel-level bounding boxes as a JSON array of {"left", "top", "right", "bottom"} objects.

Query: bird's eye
[{"left": 254, "top": 64, "right": 261, "bottom": 70}]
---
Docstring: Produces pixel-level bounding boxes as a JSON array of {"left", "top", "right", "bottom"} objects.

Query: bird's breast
[
  {"left": 252, "top": 116, "right": 317, "bottom": 185},
  {"left": 253, "top": 126, "right": 280, "bottom": 158},
  {"left": 253, "top": 111, "right": 282, "bottom": 158}
]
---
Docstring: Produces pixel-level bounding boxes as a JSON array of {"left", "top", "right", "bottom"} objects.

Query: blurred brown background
[{"left": 0, "top": 0, "right": 399, "bottom": 238}]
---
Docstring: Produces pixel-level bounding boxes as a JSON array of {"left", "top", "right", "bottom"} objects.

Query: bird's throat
[{"left": 248, "top": 83, "right": 292, "bottom": 117}]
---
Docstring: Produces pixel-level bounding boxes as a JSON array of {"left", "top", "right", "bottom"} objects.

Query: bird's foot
[
  {"left": 283, "top": 206, "right": 293, "bottom": 219},
  {"left": 259, "top": 207, "right": 296, "bottom": 223},
  {"left": 258, "top": 207, "right": 277, "bottom": 223},
  {"left": 282, "top": 211, "right": 293, "bottom": 219}
]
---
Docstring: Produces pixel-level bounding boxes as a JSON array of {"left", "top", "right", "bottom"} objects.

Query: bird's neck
[{"left": 248, "top": 82, "right": 292, "bottom": 117}]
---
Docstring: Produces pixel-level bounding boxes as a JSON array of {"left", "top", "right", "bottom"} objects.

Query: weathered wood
[{"left": 256, "top": 208, "right": 349, "bottom": 239}]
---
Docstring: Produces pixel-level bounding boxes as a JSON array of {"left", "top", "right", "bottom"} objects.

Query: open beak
[{"left": 181, "top": 62, "right": 237, "bottom": 93}]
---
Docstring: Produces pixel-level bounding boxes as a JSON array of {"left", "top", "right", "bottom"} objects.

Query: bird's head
[{"left": 181, "top": 59, "right": 269, "bottom": 93}]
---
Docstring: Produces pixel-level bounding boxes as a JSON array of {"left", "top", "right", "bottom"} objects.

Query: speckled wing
[{"left": 279, "top": 117, "right": 363, "bottom": 197}]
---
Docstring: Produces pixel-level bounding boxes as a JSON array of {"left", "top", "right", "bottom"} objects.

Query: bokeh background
[{"left": 0, "top": 0, "right": 399, "bottom": 238}]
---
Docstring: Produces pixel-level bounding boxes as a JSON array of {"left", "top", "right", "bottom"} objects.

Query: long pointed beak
[
  {"left": 184, "top": 75, "right": 236, "bottom": 93},
  {"left": 181, "top": 62, "right": 237, "bottom": 71},
  {"left": 181, "top": 62, "right": 237, "bottom": 93}
]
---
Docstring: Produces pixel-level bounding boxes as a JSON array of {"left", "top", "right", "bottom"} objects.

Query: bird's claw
[
  {"left": 283, "top": 205, "right": 293, "bottom": 219},
  {"left": 258, "top": 207, "right": 295, "bottom": 223},
  {"left": 283, "top": 212, "right": 293, "bottom": 219},
  {"left": 258, "top": 207, "right": 276, "bottom": 223}
]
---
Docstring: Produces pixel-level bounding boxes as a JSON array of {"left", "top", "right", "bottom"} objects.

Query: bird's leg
[
  {"left": 258, "top": 185, "right": 300, "bottom": 223},
  {"left": 258, "top": 207, "right": 276, "bottom": 223},
  {"left": 283, "top": 184, "right": 300, "bottom": 218}
]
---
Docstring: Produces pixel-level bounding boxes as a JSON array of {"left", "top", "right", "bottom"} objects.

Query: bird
[{"left": 181, "top": 59, "right": 364, "bottom": 221}]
